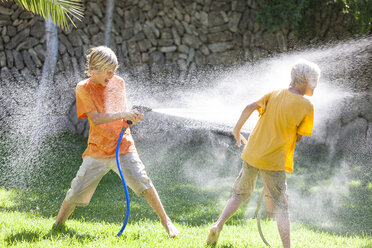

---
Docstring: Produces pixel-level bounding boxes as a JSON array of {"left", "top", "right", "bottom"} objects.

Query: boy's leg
[
  {"left": 206, "top": 196, "right": 243, "bottom": 244},
  {"left": 276, "top": 214, "right": 290, "bottom": 248},
  {"left": 55, "top": 156, "right": 109, "bottom": 226},
  {"left": 207, "top": 162, "right": 259, "bottom": 245},
  {"left": 143, "top": 187, "right": 179, "bottom": 237},
  {"left": 260, "top": 170, "right": 290, "bottom": 248},
  {"left": 55, "top": 200, "right": 76, "bottom": 225},
  {"left": 114, "top": 153, "right": 179, "bottom": 237}
]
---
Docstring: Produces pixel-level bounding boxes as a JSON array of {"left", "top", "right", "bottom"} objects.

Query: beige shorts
[
  {"left": 65, "top": 153, "right": 153, "bottom": 206},
  {"left": 232, "top": 161, "right": 289, "bottom": 218}
]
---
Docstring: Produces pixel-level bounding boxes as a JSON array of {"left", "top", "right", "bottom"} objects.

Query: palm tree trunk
[
  {"left": 104, "top": 0, "right": 115, "bottom": 47},
  {"left": 33, "top": 18, "right": 58, "bottom": 145},
  {"left": 41, "top": 18, "right": 58, "bottom": 83}
]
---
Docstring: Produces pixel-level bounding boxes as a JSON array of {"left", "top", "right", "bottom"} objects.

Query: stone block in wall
[
  {"left": 124, "top": 10, "right": 134, "bottom": 29},
  {"left": 161, "top": 28, "right": 173, "bottom": 39},
  {"left": 122, "top": 28, "right": 134, "bottom": 41},
  {"left": 0, "top": 5, "right": 13, "bottom": 15},
  {"left": 0, "top": 51, "right": 6, "bottom": 67},
  {"left": 128, "top": 40, "right": 142, "bottom": 65},
  {"left": 158, "top": 39, "right": 174, "bottom": 46},
  {"left": 200, "top": 45, "right": 210, "bottom": 55},
  {"left": 16, "top": 37, "right": 39, "bottom": 51},
  {"left": 143, "top": 25, "right": 156, "bottom": 45},
  {"left": 5, "top": 28, "right": 30, "bottom": 49},
  {"left": 59, "top": 33, "right": 74, "bottom": 55},
  {"left": 134, "top": 21, "right": 143, "bottom": 34},
  {"left": 88, "top": 24, "right": 99, "bottom": 36},
  {"left": 150, "top": 51, "right": 165, "bottom": 67},
  {"left": 208, "top": 42, "right": 234, "bottom": 53},
  {"left": 210, "top": 1, "right": 230, "bottom": 12},
  {"left": 207, "top": 49, "right": 241, "bottom": 65},
  {"left": 30, "top": 21, "right": 44, "bottom": 39},
  {"left": 21, "top": 50, "right": 36, "bottom": 75},
  {"left": 229, "top": 12, "right": 242, "bottom": 32},
  {"left": 12, "top": 50, "right": 24, "bottom": 70},
  {"left": 178, "top": 44, "right": 189, "bottom": 54},
  {"left": 166, "top": 15, "right": 176, "bottom": 28},
  {"left": 174, "top": 19, "right": 185, "bottom": 36},
  {"left": 0, "top": 37, "right": 3, "bottom": 51},
  {"left": 28, "top": 48, "right": 42, "bottom": 68},
  {"left": 11, "top": 8, "right": 21, "bottom": 21},
  {"left": 171, "top": 27, "right": 181, "bottom": 46},
  {"left": 134, "top": 31, "right": 145, "bottom": 42},
  {"left": 138, "top": 39, "right": 152, "bottom": 52},
  {"left": 208, "top": 12, "right": 228, "bottom": 27},
  {"left": 91, "top": 33, "right": 104, "bottom": 46},
  {"left": 5, "top": 50, "right": 13, "bottom": 68},
  {"left": 33, "top": 44, "right": 45, "bottom": 61},
  {"left": 62, "top": 53, "right": 74, "bottom": 76},
  {"left": 208, "top": 30, "right": 232, "bottom": 42},
  {"left": 177, "top": 59, "right": 187, "bottom": 71},
  {"left": 92, "top": 16, "right": 104, "bottom": 32},
  {"left": 232, "top": 0, "right": 245, "bottom": 12},
  {"left": 208, "top": 23, "right": 229, "bottom": 33},
  {"left": 68, "top": 31, "right": 83, "bottom": 47},
  {"left": 87, "top": 2, "right": 103, "bottom": 18},
  {"left": 77, "top": 30, "right": 89, "bottom": 45},
  {"left": 6, "top": 25, "right": 17, "bottom": 37},
  {"left": 160, "top": 46, "right": 177, "bottom": 53},
  {"left": 194, "top": 50, "right": 206, "bottom": 66},
  {"left": 182, "top": 34, "right": 202, "bottom": 49},
  {"left": 0, "top": 14, "right": 11, "bottom": 26}
]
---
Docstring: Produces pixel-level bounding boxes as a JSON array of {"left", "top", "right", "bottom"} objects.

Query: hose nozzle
[{"left": 132, "top": 105, "right": 152, "bottom": 113}]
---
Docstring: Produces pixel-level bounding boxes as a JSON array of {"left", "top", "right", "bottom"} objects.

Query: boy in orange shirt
[
  {"left": 207, "top": 60, "right": 320, "bottom": 247},
  {"left": 54, "top": 46, "right": 179, "bottom": 237}
]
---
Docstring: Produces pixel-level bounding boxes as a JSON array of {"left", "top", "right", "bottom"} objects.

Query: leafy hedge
[{"left": 256, "top": 0, "right": 371, "bottom": 39}]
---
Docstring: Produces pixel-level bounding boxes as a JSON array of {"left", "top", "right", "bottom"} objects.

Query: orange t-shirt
[
  {"left": 241, "top": 89, "right": 314, "bottom": 173},
  {"left": 76, "top": 75, "right": 136, "bottom": 158}
]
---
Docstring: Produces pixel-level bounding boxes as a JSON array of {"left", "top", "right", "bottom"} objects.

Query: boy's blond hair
[
  {"left": 86, "top": 46, "right": 118, "bottom": 76},
  {"left": 290, "top": 59, "right": 320, "bottom": 88}
]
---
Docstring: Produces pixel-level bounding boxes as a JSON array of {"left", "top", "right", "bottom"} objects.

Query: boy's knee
[{"left": 232, "top": 193, "right": 251, "bottom": 203}]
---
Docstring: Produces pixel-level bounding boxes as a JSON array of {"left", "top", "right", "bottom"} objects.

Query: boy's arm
[
  {"left": 232, "top": 102, "right": 259, "bottom": 147},
  {"left": 86, "top": 109, "right": 143, "bottom": 126}
]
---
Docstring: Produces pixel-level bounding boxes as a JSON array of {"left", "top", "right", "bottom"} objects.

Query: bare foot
[
  {"left": 206, "top": 225, "right": 222, "bottom": 245},
  {"left": 161, "top": 218, "right": 180, "bottom": 238}
]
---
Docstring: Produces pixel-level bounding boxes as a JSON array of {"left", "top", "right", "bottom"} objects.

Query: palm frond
[{"left": 1, "top": 0, "right": 84, "bottom": 31}]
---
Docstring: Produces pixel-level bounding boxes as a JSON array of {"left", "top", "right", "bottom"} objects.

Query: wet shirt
[
  {"left": 76, "top": 75, "right": 136, "bottom": 158},
  {"left": 241, "top": 89, "right": 314, "bottom": 173}
]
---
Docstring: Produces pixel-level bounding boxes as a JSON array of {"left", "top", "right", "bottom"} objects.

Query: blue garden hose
[{"left": 115, "top": 120, "right": 132, "bottom": 237}]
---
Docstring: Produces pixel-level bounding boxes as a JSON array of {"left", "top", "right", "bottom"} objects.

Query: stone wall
[{"left": 0, "top": 0, "right": 370, "bottom": 159}]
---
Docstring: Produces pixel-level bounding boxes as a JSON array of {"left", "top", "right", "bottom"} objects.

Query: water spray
[{"left": 115, "top": 105, "right": 152, "bottom": 237}]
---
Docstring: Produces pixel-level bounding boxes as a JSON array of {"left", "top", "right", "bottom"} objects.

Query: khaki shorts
[
  {"left": 65, "top": 153, "right": 153, "bottom": 206},
  {"left": 232, "top": 161, "right": 289, "bottom": 218}
]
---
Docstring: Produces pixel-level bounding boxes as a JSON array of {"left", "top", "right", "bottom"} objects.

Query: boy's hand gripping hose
[
  {"left": 255, "top": 189, "right": 272, "bottom": 247},
  {"left": 115, "top": 106, "right": 152, "bottom": 237}
]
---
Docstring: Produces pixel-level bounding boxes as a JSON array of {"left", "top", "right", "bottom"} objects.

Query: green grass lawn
[{"left": 0, "top": 131, "right": 371, "bottom": 247}]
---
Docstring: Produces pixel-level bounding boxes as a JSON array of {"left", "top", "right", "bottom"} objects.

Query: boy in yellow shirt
[{"left": 207, "top": 60, "right": 320, "bottom": 248}]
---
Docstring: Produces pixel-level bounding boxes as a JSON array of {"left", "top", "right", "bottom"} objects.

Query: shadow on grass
[{"left": 5, "top": 226, "right": 96, "bottom": 246}]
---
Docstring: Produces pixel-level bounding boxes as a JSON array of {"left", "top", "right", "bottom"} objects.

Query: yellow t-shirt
[{"left": 241, "top": 89, "right": 314, "bottom": 173}]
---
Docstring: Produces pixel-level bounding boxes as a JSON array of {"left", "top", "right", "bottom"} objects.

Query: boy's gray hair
[
  {"left": 86, "top": 46, "right": 118, "bottom": 76},
  {"left": 290, "top": 59, "right": 320, "bottom": 88}
]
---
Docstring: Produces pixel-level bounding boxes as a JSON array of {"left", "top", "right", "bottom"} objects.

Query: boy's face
[{"left": 92, "top": 67, "right": 117, "bottom": 85}]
